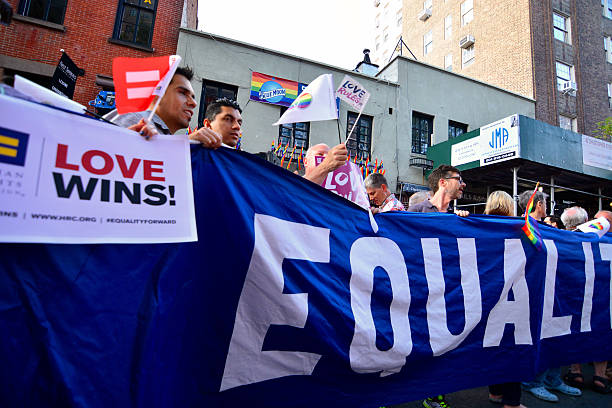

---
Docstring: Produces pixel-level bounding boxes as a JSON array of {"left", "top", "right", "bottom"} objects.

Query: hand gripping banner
[{"left": 1, "top": 146, "right": 611, "bottom": 408}]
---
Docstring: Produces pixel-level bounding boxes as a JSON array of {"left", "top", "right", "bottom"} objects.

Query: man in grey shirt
[{"left": 407, "top": 164, "right": 469, "bottom": 217}]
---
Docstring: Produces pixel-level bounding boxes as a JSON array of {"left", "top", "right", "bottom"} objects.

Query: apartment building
[{"left": 373, "top": 0, "right": 612, "bottom": 137}]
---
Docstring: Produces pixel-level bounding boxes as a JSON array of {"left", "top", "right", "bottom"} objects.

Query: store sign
[
  {"left": 450, "top": 115, "right": 520, "bottom": 167},
  {"left": 479, "top": 114, "right": 520, "bottom": 166},
  {"left": 250, "top": 72, "right": 298, "bottom": 107},
  {"left": 582, "top": 135, "right": 612, "bottom": 171},
  {"left": 451, "top": 137, "right": 480, "bottom": 167}
]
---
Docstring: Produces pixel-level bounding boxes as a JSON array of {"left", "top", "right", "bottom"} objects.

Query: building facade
[
  {"left": 0, "top": 0, "right": 197, "bottom": 107},
  {"left": 374, "top": 0, "right": 612, "bottom": 138},
  {"left": 178, "top": 28, "right": 535, "bottom": 193}
]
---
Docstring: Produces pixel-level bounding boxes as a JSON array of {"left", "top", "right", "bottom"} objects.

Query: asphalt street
[{"left": 390, "top": 365, "right": 611, "bottom": 408}]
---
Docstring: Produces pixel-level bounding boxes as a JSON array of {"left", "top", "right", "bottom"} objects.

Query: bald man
[{"left": 303, "top": 143, "right": 348, "bottom": 184}]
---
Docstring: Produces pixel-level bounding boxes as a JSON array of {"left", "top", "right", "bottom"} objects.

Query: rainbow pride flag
[
  {"left": 250, "top": 72, "right": 299, "bottom": 107},
  {"left": 521, "top": 182, "right": 542, "bottom": 250},
  {"left": 588, "top": 221, "right": 604, "bottom": 231}
]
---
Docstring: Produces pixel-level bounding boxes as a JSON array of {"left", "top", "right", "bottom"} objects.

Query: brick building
[
  {"left": 373, "top": 0, "right": 612, "bottom": 138},
  {"left": 0, "top": 0, "right": 198, "bottom": 107}
]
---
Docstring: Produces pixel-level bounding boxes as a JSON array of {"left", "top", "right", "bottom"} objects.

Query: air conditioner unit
[
  {"left": 561, "top": 81, "right": 577, "bottom": 94},
  {"left": 417, "top": 8, "right": 432, "bottom": 21},
  {"left": 459, "top": 35, "right": 475, "bottom": 48}
]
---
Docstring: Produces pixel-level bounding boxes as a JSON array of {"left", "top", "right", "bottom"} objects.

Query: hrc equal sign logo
[
  {"left": 125, "top": 69, "right": 160, "bottom": 100},
  {"left": 0, "top": 127, "right": 29, "bottom": 167}
]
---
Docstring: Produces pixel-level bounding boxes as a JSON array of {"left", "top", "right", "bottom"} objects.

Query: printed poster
[{"left": 0, "top": 94, "right": 197, "bottom": 243}]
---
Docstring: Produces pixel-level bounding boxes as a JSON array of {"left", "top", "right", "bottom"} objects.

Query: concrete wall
[{"left": 178, "top": 28, "right": 402, "bottom": 189}]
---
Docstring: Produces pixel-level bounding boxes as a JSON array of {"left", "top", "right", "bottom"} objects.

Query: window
[
  {"left": 412, "top": 111, "right": 434, "bottom": 154},
  {"left": 559, "top": 115, "right": 577, "bottom": 132},
  {"left": 553, "top": 13, "right": 570, "bottom": 43},
  {"left": 383, "top": 28, "right": 389, "bottom": 42},
  {"left": 18, "top": 0, "right": 67, "bottom": 24},
  {"left": 448, "top": 120, "right": 468, "bottom": 139},
  {"left": 424, "top": 30, "right": 433, "bottom": 55},
  {"left": 555, "top": 61, "right": 574, "bottom": 91},
  {"left": 445, "top": 53, "right": 453, "bottom": 71},
  {"left": 444, "top": 15, "right": 452, "bottom": 40},
  {"left": 608, "top": 83, "right": 612, "bottom": 108},
  {"left": 113, "top": 0, "right": 158, "bottom": 47},
  {"left": 461, "top": 0, "right": 473, "bottom": 26},
  {"left": 279, "top": 107, "right": 310, "bottom": 150},
  {"left": 604, "top": 0, "right": 612, "bottom": 19},
  {"left": 397, "top": 12, "right": 402, "bottom": 27},
  {"left": 346, "top": 112, "right": 373, "bottom": 160},
  {"left": 605, "top": 36, "right": 612, "bottom": 63},
  {"left": 462, "top": 45, "right": 475, "bottom": 67},
  {"left": 197, "top": 80, "right": 238, "bottom": 128}
]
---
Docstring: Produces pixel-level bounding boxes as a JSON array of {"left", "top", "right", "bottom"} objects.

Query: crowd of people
[{"left": 104, "top": 66, "right": 612, "bottom": 408}]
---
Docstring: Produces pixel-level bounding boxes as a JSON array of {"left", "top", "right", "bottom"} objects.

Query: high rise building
[{"left": 373, "top": 0, "right": 612, "bottom": 138}]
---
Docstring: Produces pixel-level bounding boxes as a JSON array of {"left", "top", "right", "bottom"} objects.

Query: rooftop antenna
[{"left": 388, "top": 36, "right": 417, "bottom": 63}]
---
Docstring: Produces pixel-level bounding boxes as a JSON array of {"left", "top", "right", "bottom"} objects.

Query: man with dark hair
[
  {"left": 202, "top": 98, "right": 243, "bottom": 148},
  {"left": 106, "top": 67, "right": 223, "bottom": 148},
  {"left": 364, "top": 173, "right": 404, "bottom": 213},
  {"left": 543, "top": 215, "right": 564, "bottom": 230},
  {"left": 407, "top": 164, "right": 469, "bottom": 217},
  {"left": 406, "top": 164, "right": 467, "bottom": 408},
  {"left": 518, "top": 189, "right": 548, "bottom": 221}
]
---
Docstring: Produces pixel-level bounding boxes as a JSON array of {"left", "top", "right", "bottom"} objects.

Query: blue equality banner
[{"left": 1, "top": 146, "right": 612, "bottom": 407}]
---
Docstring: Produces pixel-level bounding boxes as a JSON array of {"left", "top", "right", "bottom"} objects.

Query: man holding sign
[
  {"left": 303, "top": 143, "right": 348, "bottom": 185},
  {"left": 107, "top": 59, "right": 223, "bottom": 149}
]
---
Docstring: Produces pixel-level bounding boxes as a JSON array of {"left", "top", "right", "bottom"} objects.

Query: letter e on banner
[{"left": 220, "top": 214, "right": 328, "bottom": 391}]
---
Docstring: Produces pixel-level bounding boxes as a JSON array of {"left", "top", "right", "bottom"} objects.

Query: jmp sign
[{"left": 479, "top": 114, "right": 520, "bottom": 166}]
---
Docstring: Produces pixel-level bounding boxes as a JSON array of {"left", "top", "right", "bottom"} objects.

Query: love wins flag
[{"left": 1, "top": 147, "right": 611, "bottom": 407}]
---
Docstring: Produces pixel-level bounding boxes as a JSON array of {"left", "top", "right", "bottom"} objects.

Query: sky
[{"left": 197, "top": 0, "right": 375, "bottom": 70}]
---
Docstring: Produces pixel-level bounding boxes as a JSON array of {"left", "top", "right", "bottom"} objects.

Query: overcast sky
[{"left": 197, "top": 0, "right": 375, "bottom": 70}]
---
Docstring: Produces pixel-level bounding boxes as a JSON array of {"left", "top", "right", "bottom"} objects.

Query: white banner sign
[
  {"left": 335, "top": 75, "right": 371, "bottom": 111},
  {"left": 582, "top": 134, "right": 612, "bottom": 171},
  {"left": 451, "top": 137, "right": 480, "bottom": 167},
  {"left": 479, "top": 114, "right": 520, "bottom": 166},
  {"left": 0, "top": 95, "right": 197, "bottom": 243}
]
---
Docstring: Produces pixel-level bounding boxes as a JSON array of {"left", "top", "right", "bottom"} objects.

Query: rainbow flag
[
  {"left": 286, "top": 145, "right": 297, "bottom": 170},
  {"left": 250, "top": 72, "right": 299, "bottom": 107},
  {"left": 280, "top": 145, "right": 288, "bottom": 168},
  {"left": 521, "top": 182, "right": 543, "bottom": 250},
  {"left": 298, "top": 146, "right": 303, "bottom": 170},
  {"left": 588, "top": 221, "right": 605, "bottom": 231}
]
